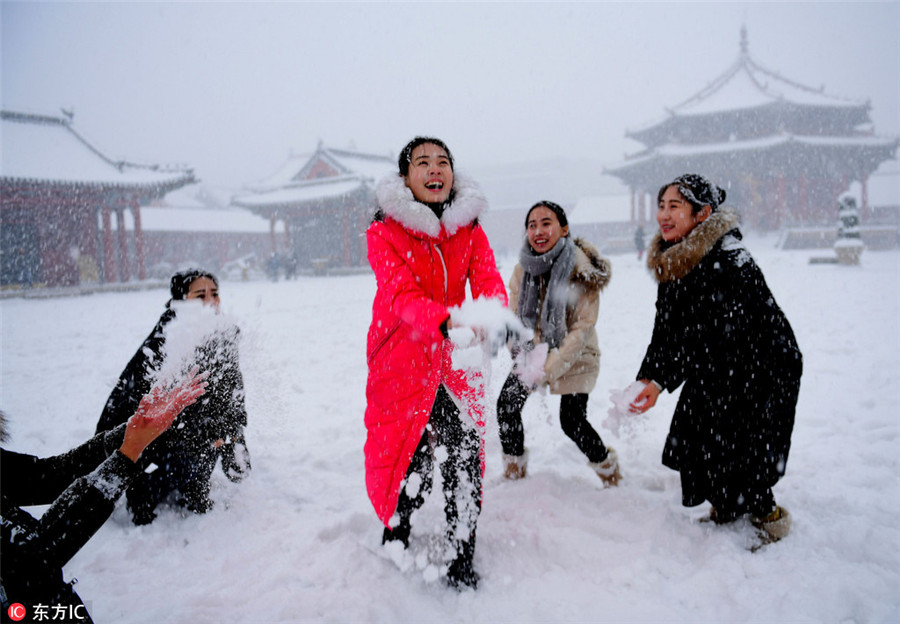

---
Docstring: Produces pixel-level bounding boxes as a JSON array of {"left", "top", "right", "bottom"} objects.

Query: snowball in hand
[
  {"left": 603, "top": 381, "right": 648, "bottom": 435},
  {"left": 513, "top": 342, "right": 548, "bottom": 387}
]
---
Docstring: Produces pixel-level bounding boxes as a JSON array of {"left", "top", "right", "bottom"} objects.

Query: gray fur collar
[
  {"left": 375, "top": 172, "right": 488, "bottom": 238},
  {"left": 647, "top": 206, "right": 740, "bottom": 283},
  {"left": 573, "top": 238, "right": 612, "bottom": 292}
]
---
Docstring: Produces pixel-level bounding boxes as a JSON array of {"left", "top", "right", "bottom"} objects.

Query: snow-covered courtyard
[{"left": 2, "top": 238, "right": 898, "bottom": 623}]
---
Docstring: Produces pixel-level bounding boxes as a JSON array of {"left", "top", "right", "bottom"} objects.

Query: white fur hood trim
[{"left": 375, "top": 171, "right": 488, "bottom": 238}]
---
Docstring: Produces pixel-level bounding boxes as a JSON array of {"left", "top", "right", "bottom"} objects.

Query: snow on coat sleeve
[
  {"left": 544, "top": 283, "right": 599, "bottom": 385},
  {"left": 637, "top": 284, "right": 687, "bottom": 391},
  {"left": 0, "top": 424, "right": 127, "bottom": 507},
  {"left": 3, "top": 448, "right": 140, "bottom": 572},
  {"left": 465, "top": 224, "right": 508, "bottom": 305},
  {"left": 367, "top": 222, "right": 453, "bottom": 343}
]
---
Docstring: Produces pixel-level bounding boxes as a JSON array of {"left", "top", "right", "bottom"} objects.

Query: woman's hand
[
  {"left": 119, "top": 367, "right": 209, "bottom": 462},
  {"left": 629, "top": 379, "right": 660, "bottom": 414}
]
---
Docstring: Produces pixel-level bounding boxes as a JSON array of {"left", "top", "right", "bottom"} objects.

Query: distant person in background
[
  {"left": 365, "top": 136, "right": 507, "bottom": 590},
  {"left": 1, "top": 371, "right": 207, "bottom": 624},
  {"left": 496, "top": 201, "right": 619, "bottom": 486},
  {"left": 634, "top": 225, "right": 645, "bottom": 260},
  {"left": 629, "top": 174, "right": 802, "bottom": 547},
  {"left": 95, "top": 269, "right": 251, "bottom": 525}
]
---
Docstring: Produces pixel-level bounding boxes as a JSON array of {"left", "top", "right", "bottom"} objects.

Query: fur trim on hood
[
  {"left": 647, "top": 206, "right": 740, "bottom": 283},
  {"left": 572, "top": 238, "right": 612, "bottom": 292},
  {"left": 375, "top": 171, "right": 488, "bottom": 238}
]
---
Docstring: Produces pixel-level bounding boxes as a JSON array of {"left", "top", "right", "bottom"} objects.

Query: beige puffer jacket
[{"left": 509, "top": 237, "right": 612, "bottom": 395}]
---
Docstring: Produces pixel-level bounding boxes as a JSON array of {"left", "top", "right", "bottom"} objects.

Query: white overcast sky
[{"left": 2, "top": 1, "right": 898, "bottom": 189}]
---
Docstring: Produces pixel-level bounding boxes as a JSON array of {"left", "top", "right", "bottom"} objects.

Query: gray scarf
[{"left": 517, "top": 236, "right": 575, "bottom": 349}]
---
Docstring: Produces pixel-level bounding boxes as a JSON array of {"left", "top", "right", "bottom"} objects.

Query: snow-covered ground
[{"left": 2, "top": 237, "right": 898, "bottom": 623}]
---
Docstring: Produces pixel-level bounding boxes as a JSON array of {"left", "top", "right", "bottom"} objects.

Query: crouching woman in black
[
  {"left": 95, "top": 269, "right": 251, "bottom": 525},
  {"left": 630, "top": 174, "right": 802, "bottom": 546},
  {"left": 1, "top": 372, "right": 207, "bottom": 623}
]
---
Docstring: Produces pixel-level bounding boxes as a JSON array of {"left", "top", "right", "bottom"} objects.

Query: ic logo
[{"left": 7, "top": 603, "right": 26, "bottom": 621}]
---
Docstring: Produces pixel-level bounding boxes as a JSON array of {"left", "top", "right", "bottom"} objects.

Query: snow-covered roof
[
  {"left": 232, "top": 176, "right": 368, "bottom": 209},
  {"left": 324, "top": 148, "right": 396, "bottom": 182},
  {"left": 0, "top": 110, "right": 195, "bottom": 189},
  {"left": 627, "top": 27, "right": 867, "bottom": 141},
  {"left": 123, "top": 207, "right": 273, "bottom": 233},
  {"left": 249, "top": 143, "right": 395, "bottom": 192},
  {"left": 610, "top": 133, "right": 899, "bottom": 169}
]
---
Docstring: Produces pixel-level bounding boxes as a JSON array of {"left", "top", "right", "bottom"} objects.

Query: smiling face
[
  {"left": 403, "top": 143, "right": 454, "bottom": 204},
  {"left": 526, "top": 205, "right": 569, "bottom": 254},
  {"left": 184, "top": 276, "right": 220, "bottom": 310},
  {"left": 657, "top": 185, "right": 710, "bottom": 243}
]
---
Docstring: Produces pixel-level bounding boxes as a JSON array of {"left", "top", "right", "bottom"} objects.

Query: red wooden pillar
[
  {"left": 861, "top": 175, "right": 870, "bottom": 223},
  {"left": 102, "top": 205, "right": 116, "bottom": 283},
  {"left": 799, "top": 175, "right": 809, "bottom": 225},
  {"left": 776, "top": 174, "right": 787, "bottom": 230},
  {"left": 629, "top": 189, "right": 635, "bottom": 223},
  {"left": 342, "top": 209, "right": 351, "bottom": 267},
  {"left": 270, "top": 217, "right": 278, "bottom": 253},
  {"left": 116, "top": 207, "right": 130, "bottom": 282},
  {"left": 132, "top": 202, "right": 147, "bottom": 280},
  {"left": 359, "top": 211, "right": 368, "bottom": 266}
]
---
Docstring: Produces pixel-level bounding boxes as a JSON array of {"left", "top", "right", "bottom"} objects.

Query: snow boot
[
  {"left": 751, "top": 506, "right": 791, "bottom": 545},
  {"left": 382, "top": 521, "right": 411, "bottom": 549},
  {"left": 445, "top": 538, "right": 479, "bottom": 591},
  {"left": 502, "top": 448, "right": 528, "bottom": 480},
  {"left": 700, "top": 506, "right": 737, "bottom": 525},
  {"left": 589, "top": 447, "right": 621, "bottom": 487}
]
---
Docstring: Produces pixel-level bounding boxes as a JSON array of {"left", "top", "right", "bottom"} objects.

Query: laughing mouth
[{"left": 425, "top": 181, "right": 444, "bottom": 190}]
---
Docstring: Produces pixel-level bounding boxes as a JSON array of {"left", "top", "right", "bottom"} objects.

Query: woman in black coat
[
  {"left": 630, "top": 174, "right": 802, "bottom": 545},
  {"left": 1, "top": 373, "right": 206, "bottom": 623},
  {"left": 95, "top": 269, "right": 250, "bottom": 525}
]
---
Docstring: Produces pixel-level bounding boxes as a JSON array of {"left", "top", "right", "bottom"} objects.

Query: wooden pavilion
[
  {"left": 1, "top": 110, "right": 196, "bottom": 287},
  {"left": 231, "top": 143, "right": 395, "bottom": 271},
  {"left": 606, "top": 27, "right": 898, "bottom": 230}
]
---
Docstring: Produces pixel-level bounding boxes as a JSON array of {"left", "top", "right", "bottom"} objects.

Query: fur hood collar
[
  {"left": 375, "top": 171, "right": 488, "bottom": 239},
  {"left": 572, "top": 238, "right": 612, "bottom": 292},
  {"left": 647, "top": 206, "right": 740, "bottom": 283}
]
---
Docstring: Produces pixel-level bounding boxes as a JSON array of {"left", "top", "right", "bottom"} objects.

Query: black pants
[
  {"left": 126, "top": 443, "right": 218, "bottom": 524},
  {"left": 497, "top": 373, "right": 609, "bottom": 464},
  {"left": 390, "top": 386, "right": 481, "bottom": 561}
]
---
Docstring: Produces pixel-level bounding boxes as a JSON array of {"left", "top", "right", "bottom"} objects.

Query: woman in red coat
[{"left": 365, "top": 137, "right": 506, "bottom": 589}]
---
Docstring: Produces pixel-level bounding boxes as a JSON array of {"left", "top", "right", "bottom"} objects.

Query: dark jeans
[
  {"left": 497, "top": 373, "right": 609, "bottom": 464},
  {"left": 387, "top": 385, "right": 481, "bottom": 561}
]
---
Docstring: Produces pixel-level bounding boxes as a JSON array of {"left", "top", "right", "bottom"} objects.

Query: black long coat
[
  {"left": 1, "top": 425, "right": 132, "bottom": 623},
  {"left": 95, "top": 307, "right": 249, "bottom": 518},
  {"left": 638, "top": 208, "right": 802, "bottom": 508}
]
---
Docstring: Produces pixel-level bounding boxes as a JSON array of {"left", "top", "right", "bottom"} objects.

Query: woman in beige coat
[{"left": 497, "top": 201, "right": 620, "bottom": 485}]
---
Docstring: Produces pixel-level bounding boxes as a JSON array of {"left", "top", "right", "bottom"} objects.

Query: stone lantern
[{"left": 834, "top": 195, "right": 864, "bottom": 265}]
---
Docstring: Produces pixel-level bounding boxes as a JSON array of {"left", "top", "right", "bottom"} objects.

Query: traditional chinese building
[
  {"left": 232, "top": 143, "right": 395, "bottom": 271},
  {"left": 606, "top": 27, "right": 899, "bottom": 231},
  {"left": 1, "top": 110, "right": 196, "bottom": 287}
]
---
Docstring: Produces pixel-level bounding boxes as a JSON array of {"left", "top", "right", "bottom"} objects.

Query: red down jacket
[{"left": 365, "top": 172, "right": 507, "bottom": 526}]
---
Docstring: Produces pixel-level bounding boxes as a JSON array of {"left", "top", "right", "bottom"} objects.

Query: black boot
[
  {"left": 382, "top": 519, "right": 411, "bottom": 549},
  {"left": 445, "top": 536, "right": 479, "bottom": 590}
]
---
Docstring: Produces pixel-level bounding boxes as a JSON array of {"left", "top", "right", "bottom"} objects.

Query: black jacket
[
  {"left": 638, "top": 208, "right": 802, "bottom": 506},
  {"left": 95, "top": 307, "right": 249, "bottom": 488},
  {"left": 1, "top": 425, "right": 134, "bottom": 623}
]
